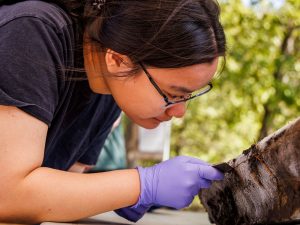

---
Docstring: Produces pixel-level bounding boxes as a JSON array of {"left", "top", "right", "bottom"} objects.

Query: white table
[{"left": 42, "top": 209, "right": 212, "bottom": 225}]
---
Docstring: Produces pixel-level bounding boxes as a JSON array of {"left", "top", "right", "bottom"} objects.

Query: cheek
[
  {"left": 119, "top": 95, "right": 164, "bottom": 119},
  {"left": 109, "top": 78, "right": 165, "bottom": 119},
  {"left": 115, "top": 95, "right": 164, "bottom": 129}
]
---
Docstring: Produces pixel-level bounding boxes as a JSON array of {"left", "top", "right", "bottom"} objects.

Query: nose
[{"left": 165, "top": 102, "right": 187, "bottom": 118}]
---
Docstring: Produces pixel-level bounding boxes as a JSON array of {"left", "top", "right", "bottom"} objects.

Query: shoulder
[{"left": 0, "top": 0, "right": 72, "bottom": 32}]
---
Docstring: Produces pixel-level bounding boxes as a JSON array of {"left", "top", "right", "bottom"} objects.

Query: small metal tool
[{"left": 213, "top": 162, "right": 234, "bottom": 173}]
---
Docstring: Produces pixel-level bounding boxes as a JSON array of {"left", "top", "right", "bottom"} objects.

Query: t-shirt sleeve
[{"left": 0, "top": 17, "right": 65, "bottom": 125}]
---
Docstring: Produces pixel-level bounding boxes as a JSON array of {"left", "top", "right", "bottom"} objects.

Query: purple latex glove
[
  {"left": 115, "top": 156, "right": 223, "bottom": 222},
  {"left": 114, "top": 203, "right": 150, "bottom": 222}
]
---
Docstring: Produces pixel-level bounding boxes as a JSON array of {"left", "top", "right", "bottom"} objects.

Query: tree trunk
[
  {"left": 199, "top": 117, "right": 300, "bottom": 225},
  {"left": 257, "top": 25, "right": 295, "bottom": 140}
]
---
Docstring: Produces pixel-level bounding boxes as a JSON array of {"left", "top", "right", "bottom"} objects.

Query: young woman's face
[{"left": 104, "top": 58, "right": 219, "bottom": 129}]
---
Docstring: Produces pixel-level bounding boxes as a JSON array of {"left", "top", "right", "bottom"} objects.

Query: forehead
[{"left": 147, "top": 58, "right": 219, "bottom": 90}]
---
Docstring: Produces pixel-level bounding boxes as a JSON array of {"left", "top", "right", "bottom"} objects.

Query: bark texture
[{"left": 199, "top": 117, "right": 300, "bottom": 225}]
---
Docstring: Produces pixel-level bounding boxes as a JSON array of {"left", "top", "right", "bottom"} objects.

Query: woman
[{"left": 0, "top": 0, "right": 226, "bottom": 223}]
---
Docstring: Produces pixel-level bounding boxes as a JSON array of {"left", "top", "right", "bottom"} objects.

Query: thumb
[{"left": 198, "top": 165, "right": 224, "bottom": 181}]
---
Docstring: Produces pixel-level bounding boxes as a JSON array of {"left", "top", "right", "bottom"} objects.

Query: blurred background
[{"left": 169, "top": 0, "right": 300, "bottom": 163}]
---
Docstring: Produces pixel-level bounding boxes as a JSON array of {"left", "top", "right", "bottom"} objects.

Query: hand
[
  {"left": 138, "top": 156, "right": 223, "bottom": 209},
  {"left": 115, "top": 156, "right": 223, "bottom": 222}
]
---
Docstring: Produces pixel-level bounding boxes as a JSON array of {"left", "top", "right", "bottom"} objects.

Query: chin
[
  {"left": 136, "top": 118, "right": 161, "bottom": 129},
  {"left": 124, "top": 112, "right": 162, "bottom": 129},
  {"left": 142, "top": 123, "right": 160, "bottom": 129}
]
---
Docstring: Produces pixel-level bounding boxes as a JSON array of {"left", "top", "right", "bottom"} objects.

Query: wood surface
[{"left": 199, "top": 117, "right": 300, "bottom": 225}]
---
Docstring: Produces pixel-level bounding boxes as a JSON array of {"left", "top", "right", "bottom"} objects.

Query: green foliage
[{"left": 171, "top": 0, "right": 300, "bottom": 164}]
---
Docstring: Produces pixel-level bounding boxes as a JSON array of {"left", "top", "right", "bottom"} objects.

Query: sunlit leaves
[{"left": 171, "top": 0, "right": 299, "bottom": 163}]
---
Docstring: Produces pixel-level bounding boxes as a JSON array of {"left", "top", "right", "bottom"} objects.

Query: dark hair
[
  {"left": 85, "top": 0, "right": 226, "bottom": 71},
  {"left": 1, "top": 0, "right": 226, "bottom": 74}
]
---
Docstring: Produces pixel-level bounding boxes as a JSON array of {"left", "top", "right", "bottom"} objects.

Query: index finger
[{"left": 198, "top": 165, "right": 224, "bottom": 181}]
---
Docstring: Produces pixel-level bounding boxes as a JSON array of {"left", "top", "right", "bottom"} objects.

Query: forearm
[{"left": 0, "top": 167, "right": 140, "bottom": 223}]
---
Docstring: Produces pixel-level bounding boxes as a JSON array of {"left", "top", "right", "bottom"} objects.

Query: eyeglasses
[{"left": 139, "top": 63, "right": 213, "bottom": 108}]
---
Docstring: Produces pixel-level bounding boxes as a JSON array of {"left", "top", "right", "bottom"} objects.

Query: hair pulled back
[
  {"left": 1, "top": 0, "right": 226, "bottom": 72},
  {"left": 84, "top": 0, "right": 226, "bottom": 70}
]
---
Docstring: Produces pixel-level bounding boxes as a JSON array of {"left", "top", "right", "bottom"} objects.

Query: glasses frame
[{"left": 139, "top": 62, "right": 213, "bottom": 108}]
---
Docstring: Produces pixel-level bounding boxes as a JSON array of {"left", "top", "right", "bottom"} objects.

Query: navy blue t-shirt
[{"left": 0, "top": 1, "right": 121, "bottom": 170}]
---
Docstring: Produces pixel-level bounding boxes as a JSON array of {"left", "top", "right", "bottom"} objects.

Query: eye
[
  {"left": 170, "top": 94, "right": 187, "bottom": 101},
  {"left": 167, "top": 92, "right": 181, "bottom": 99},
  {"left": 170, "top": 95, "right": 181, "bottom": 99},
  {"left": 166, "top": 90, "right": 192, "bottom": 101}
]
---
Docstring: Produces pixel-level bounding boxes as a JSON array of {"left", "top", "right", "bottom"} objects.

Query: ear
[{"left": 105, "top": 49, "right": 134, "bottom": 74}]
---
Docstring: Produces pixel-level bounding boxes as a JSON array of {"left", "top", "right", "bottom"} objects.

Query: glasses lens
[
  {"left": 161, "top": 83, "right": 212, "bottom": 109},
  {"left": 169, "top": 83, "right": 212, "bottom": 102},
  {"left": 190, "top": 84, "right": 212, "bottom": 99}
]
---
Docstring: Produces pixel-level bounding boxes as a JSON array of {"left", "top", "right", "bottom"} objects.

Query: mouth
[
  {"left": 154, "top": 118, "right": 162, "bottom": 123},
  {"left": 154, "top": 117, "right": 171, "bottom": 123}
]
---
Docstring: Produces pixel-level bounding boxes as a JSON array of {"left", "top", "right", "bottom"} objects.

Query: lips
[{"left": 154, "top": 117, "right": 171, "bottom": 122}]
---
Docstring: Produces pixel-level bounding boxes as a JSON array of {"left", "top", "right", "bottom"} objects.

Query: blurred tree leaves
[{"left": 171, "top": 0, "right": 300, "bottom": 163}]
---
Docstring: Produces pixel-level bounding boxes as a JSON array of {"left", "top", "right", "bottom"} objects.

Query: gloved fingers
[
  {"left": 191, "top": 178, "right": 212, "bottom": 195},
  {"left": 175, "top": 195, "right": 195, "bottom": 210},
  {"left": 198, "top": 178, "right": 212, "bottom": 189},
  {"left": 198, "top": 165, "right": 224, "bottom": 181},
  {"left": 180, "top": 164, "right": 213, "bottom": 193},
  {"left": 190, "top": 184, "right": 203, "bottom": 196},
  {"left": 186, "top": 195, "right": 195, "bottom": 208},
  {"left": 176, "top": 155, "right": 210, "bottom": 166}
]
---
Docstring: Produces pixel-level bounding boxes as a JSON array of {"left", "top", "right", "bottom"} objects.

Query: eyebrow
[{"left": 169, "top": 85, "right": 195, "bottom": 94}]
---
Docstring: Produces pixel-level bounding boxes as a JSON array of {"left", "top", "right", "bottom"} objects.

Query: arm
[{"left": 0, "top": 106, "right": 140, "bottom": 223}]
